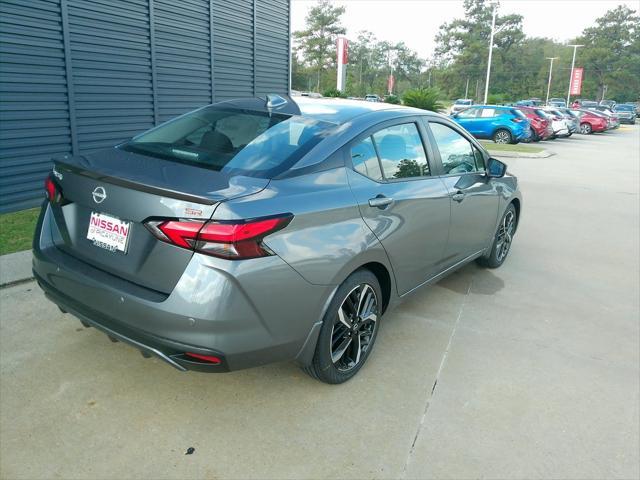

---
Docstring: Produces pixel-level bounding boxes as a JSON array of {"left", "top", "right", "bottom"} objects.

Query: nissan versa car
[{"left": 33, "top": 96, "right": 522, "bottom": 384}]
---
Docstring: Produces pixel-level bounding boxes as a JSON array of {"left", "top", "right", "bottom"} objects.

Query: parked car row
[{"left": 450, "top": 97, "right": 635, "bottom": 143}]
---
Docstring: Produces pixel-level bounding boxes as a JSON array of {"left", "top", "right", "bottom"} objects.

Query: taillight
[
  {"left": 44, "top": 175, "right": 57, "bottom": 202},
  {"left": 145, "top": 214, "right": 292, "bottom": 260},
  {"left": 511, "top": 117, "right": 523, "bottom": 123}
]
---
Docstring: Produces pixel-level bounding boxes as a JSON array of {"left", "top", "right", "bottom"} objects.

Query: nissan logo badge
[{"left": 92, "top": 186, "right": 107, "bottom": 204}]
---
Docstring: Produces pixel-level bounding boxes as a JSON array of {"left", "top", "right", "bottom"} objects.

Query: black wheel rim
[
  {"left": 330, "top": 283, "right": 378, "bottom": 372},
  {"left": 495, "top": 210, "right": 516, "bottom": 262}
]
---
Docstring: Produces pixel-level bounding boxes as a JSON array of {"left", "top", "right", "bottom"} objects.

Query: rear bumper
[{"left": 33, "top": 204, "right": 332, "bottom": 372}]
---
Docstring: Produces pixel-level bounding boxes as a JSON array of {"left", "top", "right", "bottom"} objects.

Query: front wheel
[
  {"left": 493, "top": 129, "right": 512, "bottom": 144},
  {"left": 303, "top": 269, "right": 382, "bottom": 384},
  {"left": 580, "top": 123, "right": 592, "bottom": 134},
  {"left": 477, "top": 204, "right": 517, "bottom": 269}
]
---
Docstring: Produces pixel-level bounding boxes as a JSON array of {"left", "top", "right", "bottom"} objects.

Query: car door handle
[
  {"left": 451, "top": 191, "right": 466, "bottom": 202},
  {"left": 368, "top": 195, "right": 393, "bottom": 209}
]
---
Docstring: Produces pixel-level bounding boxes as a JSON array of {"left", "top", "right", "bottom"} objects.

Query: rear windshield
[
  {"left": 121, "top": 106, "right": 335, "bottom": 178},
  {"left": 616, "top": 104, "right": 634, "bottom": 111},
  {"left": 511, "top": 109, "right": 527, "bottom": 118},
  {"left": 455, "top": 100, "right": 472, "bottom": 105}
]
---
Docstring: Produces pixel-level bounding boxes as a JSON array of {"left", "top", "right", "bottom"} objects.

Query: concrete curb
[
  {"left": 488, "top": 149, "right": 555, "bottom": 159},
  {"left": 0, "top": 250, "right": 33, "bottom": 287}
]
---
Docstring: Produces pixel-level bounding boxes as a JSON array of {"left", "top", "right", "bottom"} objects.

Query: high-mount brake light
[{"left": 145, "top": 214, "right": 292, "bottom": 260}]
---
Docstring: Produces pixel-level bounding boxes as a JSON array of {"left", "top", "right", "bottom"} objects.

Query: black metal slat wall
[{"left": 0, "top": 0, "right": 290, "bottom": 213}]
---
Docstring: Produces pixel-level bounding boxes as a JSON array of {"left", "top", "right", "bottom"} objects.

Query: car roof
[{"left": 294, "top": 96, "right": 419, "bottom": 124}]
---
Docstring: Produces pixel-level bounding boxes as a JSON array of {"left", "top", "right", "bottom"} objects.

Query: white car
[
  {"left": 450, "top": 99, "right": 474, "bottom": 114},
  {"left": 542, "top": 108, "right": 571, "bottom": 137}
]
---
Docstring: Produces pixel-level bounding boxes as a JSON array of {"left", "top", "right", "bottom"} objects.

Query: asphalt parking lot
[{"left": 1, "top": 126, "right": 638, "bottom": 479}]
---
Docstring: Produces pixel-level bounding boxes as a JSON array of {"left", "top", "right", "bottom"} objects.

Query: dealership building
[{"left": 0, "top": 0, "right": 291, "bottom": 212}]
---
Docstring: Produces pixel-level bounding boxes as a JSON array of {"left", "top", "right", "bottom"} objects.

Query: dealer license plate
[{"left": 87, "top": 211, "right": 131, "bottom": 253}]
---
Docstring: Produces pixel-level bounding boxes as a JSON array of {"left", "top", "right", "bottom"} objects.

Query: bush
[
  {"left": 402, "top": 87, "right": 444, "bottom": 112},
  {"left": 323, "top": 88, "right": 347, "bottom": 98},
  {"left": 385, "top": 94, "right": 401, "bottom": 104},
  {"left": 487, "top": 93, "right": 511, "bottom": 105}
]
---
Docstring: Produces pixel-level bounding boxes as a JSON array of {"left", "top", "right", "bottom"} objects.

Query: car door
[
  {"left": 453, "top": 107, "right": 481, "bottom": 135},
  {"left": 424, "top": 120, "right": 501, "bottom": 265},
  {"left": 345, "top": 118, "right": 451, "bottom": 295},
  {"left": 476, "top": 107, "right": 498, "bottom": 139}
]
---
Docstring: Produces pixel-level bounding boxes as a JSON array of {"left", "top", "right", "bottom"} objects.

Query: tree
[
  {"left": 433, "top": 0, "right": 524, "bottom": 100},
  {"left": 575, "top": 6, "right": 640, "bottom": 101},
  {"left": 293, "top": 0, "right": 346, "bottom": 92}
]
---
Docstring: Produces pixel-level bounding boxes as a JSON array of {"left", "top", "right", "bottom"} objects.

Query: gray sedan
[{"left": 33, "top": 96, "right": 522, "bottom": 384}]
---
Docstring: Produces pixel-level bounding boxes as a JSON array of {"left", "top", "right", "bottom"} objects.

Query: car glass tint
[
  {"left": 430, "top": 123, "right": 478, "bottom": 175},
  {"left": 457, "top": 108, "right": 478, "bottom": 118},
  {"left": 480, "top": 108, "right": 495, "bottom": 117},
  {"left": 351, "top": 137, "right": 383, "bottom": 181},
  {"left": 372, "top": 123, "right": 430, "bottom": 179},
  {"left": 121, "top": 106, "right": 335, "bottom": 178}
]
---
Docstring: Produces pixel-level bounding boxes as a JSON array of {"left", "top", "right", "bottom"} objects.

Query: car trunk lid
[{"left": 49, "top": 148, "right": 269, "bottom": 294}]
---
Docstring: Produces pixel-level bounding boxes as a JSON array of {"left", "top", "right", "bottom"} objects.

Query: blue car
[{"left": 452, "top": 105, "right": 531, "bottom": 144}]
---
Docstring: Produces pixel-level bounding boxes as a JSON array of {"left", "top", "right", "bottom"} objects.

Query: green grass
[
  {"left": 0, "top": 208, "right": 40, "bottom": 255},
  {"left": 479, "top": 140, "right": 545, "bottom": 153}
]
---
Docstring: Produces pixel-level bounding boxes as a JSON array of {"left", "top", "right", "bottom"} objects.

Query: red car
[
  {"left": 572, "top": 109, "right": 608, "bottom": 134},
  {"left": 517, "top": 106, "right": 553, "bottom": 141}
]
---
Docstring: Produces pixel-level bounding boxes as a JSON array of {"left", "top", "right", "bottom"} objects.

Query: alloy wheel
[
  {"left": 495, "top": 210, "right": 516, "bottom": 262},
  {"left": 330, "top": 284, "right": 379, "bottom": 372},
  {"left": 494, "top": 130, "right": 511, "bottom": 144},
  {"left": 580, "top": 123, "right": 591, "bottom": 134}
]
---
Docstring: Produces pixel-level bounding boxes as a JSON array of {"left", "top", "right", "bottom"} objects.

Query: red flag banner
[
  {"left": 387, "top": 74, "right": 395, "bottom": 93},
  {"left": 570, "top": 67, "right": 584, "bottom": 96}
]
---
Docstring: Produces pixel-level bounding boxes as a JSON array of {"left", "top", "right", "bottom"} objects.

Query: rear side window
[
  {"left": 351, "top": 137, "right": 383, "bottom": 181},
  {"left": 350, "top": 122, "right": 430, "bottom": 181},
  {"left": 480, "top": 108, "right": 496, "bottom": 117},
  {"left": 373, "top": 123, "right": 430, "bottom": 179},
  {"left": 121, "top": 106, "right": 335, "bottom": 178}
]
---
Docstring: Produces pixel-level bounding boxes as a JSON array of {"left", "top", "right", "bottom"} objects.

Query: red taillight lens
[
  {"left": 145, "top": 214, "right": 292, "bottom": 260},
  {"left": 184, "top": 352, "right": 221, "bottom": 364},
  {"left": 157, "top": 220, "right": 203, "bottom": 248},
  {"left": 44, "top": 176, "right": 57, "bottom": 201}
]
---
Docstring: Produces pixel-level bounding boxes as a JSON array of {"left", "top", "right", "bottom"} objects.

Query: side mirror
[{"left": 487, "top": 157, "right": 507, "bottom": 178}]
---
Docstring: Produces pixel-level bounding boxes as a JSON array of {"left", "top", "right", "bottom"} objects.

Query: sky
[{"left": 291, "top": 0, "right": 639, "bottom": 59}]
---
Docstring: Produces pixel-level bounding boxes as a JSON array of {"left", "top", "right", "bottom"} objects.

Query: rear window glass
[
  {"left": 121, "top": 107, "right": 335, "bottom": 178},
  {"left": 511, "top": 109, "right": 527, "bottom": 118}
]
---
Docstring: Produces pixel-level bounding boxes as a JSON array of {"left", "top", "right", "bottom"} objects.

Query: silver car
[{"left": 33, "top": 96, "right": 522, "bottom": 384}]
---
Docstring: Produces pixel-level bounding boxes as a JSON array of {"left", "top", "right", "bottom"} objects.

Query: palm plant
[{"left": 402, "top": 87, "right": 444, "bottom": 112}]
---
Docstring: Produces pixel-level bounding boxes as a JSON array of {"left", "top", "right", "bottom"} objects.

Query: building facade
[{"left": 0, "top": 0, "right": 291, "bottom": 212}]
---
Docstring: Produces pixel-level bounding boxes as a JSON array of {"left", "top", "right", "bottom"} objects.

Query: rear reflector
[
  {"left": 44, "top": 176, "right": 57, "bottom": 201},
  {"left": 145, "top": 214, "right": 292, "bottom": 260},
  {"left": 185, "top": 352, "right": 222, "bottom": 364}
]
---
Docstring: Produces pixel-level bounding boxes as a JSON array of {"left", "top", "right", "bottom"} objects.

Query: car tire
[
  {"left": 493, "top": 129, "right": 512, "bottom": 144},
  {"left": 477, "top": 203, "right": 517, "bottom": 269},
  {"left": 580, "top": 123, "right": 592, "bottom": 134},
  {"left": 530, "top": 128, "right": 540, "bottom": 142},
  {"left": 303, "top": 269, "right": 382, "bottom": 384}
]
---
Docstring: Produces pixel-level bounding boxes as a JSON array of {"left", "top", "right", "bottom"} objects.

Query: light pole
[
  {"left": 545, "top": 57, "right": 558, "bottom": 105},
  {"left": 464, "top": 77, "right": 469, "bottom": 99},
  {"left": 483, "top": 3, "right": 497, "bottom": 104},
  {"left": 566, "top": 44, "right": 584, "bottom": 106}
]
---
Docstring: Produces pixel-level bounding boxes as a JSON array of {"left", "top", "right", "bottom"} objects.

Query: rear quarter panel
[{"left": 212, "top": 167, "right": 395, "bottom": 289}]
